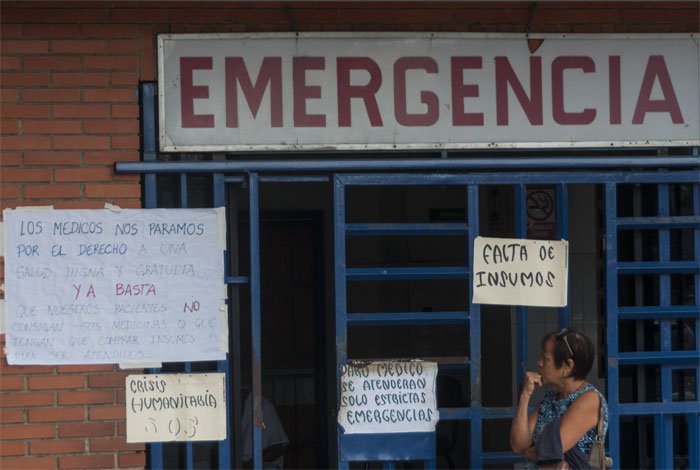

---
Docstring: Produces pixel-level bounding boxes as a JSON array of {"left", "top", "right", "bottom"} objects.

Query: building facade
[{"left": 1, "top": 2, "right": 699, "bottom": 469}]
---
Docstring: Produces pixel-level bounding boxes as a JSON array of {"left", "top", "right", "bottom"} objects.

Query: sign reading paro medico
[
  {"left": 3, "top": 208, "right": 227, "bottom": 365},
  {"left": 472, "top": 237, "right": 568, "bottom": 307}
]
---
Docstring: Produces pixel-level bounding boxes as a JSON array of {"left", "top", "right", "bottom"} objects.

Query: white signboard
[
  {"left": 3, "top": 208, "right": 227, "bottom": 365},
  {"left": 472, "top": 237, "right": 568, "bottom": 307},
  {"left": 126, "top": 373, "right": 226, "bottom": 443},
  {"left": 338, "top": 361, "right": 438, "bottom": 435},
  {"left": 159, "top": 33, "right": 700, "bottom": 151}
]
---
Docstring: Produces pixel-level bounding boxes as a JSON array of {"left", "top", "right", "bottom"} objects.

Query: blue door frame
[{"left": 115, "top": 83, "right": 699, "bottom": 469}]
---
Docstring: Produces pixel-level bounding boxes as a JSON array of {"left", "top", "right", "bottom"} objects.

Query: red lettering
[
  {"left": 632, "top": 56, "right": 683, "bottom": 124},
  {"left": 495, "top": 57, "right": 543, "bottom": 126},
  {"left": 180, "top": 57, "right": 214, "bottom": 128},
  {"left": 552, "top": 56, "right": 596, "bottom": 125},
  {"left": 393, "top": 57, "right": 439, "bottom": 126},
  {"left": 115, "top": 283, "right": 156, "bottom": 296},
  {"left": 609, "top": 56, "right": 621, "bottom": 124},
  {"left": 337, "top": 57, "right": 383, "bottom": 127},
  {"left": 451, "top": 57, "right": 484, "bottom": 126},
  {"left": 225, "top": 57, "right": 282, "bottom": 128},
  {"left": 293, "top": 57, "right": 326, "bottom": 127}
]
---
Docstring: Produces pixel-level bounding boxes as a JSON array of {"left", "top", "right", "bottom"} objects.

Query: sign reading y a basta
[
  {"left": 159, "top": 33, "right": 700, "bottom": 151},
  {"left": 3, "top": 208, "right": 227, "bottom": 365}
]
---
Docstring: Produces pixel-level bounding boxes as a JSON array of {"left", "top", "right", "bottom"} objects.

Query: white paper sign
[
  {"left": 338, "top": 361, "right": 438, "bottom": 434},
  {"left": 3, "top": 208, "right": 226, "bottom": 365},
  {"left": 126, "top": 373, "right": 226, "bottom": 443},
  {"left": 472, "top": 236, "right": 568, "bottom": 307}
]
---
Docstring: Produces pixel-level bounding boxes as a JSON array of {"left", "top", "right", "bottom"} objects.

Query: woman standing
[{"left": 510, "top": 328, "right": 608, "bottom": 468}]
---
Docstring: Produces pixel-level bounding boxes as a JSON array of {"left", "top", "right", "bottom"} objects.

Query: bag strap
[{"left": 595, "top": 394, "right": 605, "bottom": 443}]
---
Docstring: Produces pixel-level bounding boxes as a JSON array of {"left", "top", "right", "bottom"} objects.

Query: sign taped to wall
[
  {"left": 472, "top": 236, "right": 568, "bottom": 307},
  {"left": 338, "top": 360, "right": 438, "bottom": 434},
  {"left": 3, "top": 208, "right": 227, "bottom": 365},
  {"left": 126, "top": 373, "right": 226, "bottom": 443}
]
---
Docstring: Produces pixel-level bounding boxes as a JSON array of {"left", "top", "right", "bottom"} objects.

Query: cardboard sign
[
  {"left": 338, "top": 360, "right": 438, "bottom": 434},
  {"left": 126, "top": 373, "right": 226, "bottom": 443},
  {"left": 472, "top": 236, "right": 568, "bottom": 307},
  {"left": 3, "top": 208, "right": 227, "bottom": 365}
]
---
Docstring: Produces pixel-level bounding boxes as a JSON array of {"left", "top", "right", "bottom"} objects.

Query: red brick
[
  {"left": 55, "top": 167, "right": 113, "bottom": 182},
  {"left": 0, "top": 167, "right": 52, "bottom": 182},
  {"left": 24, "top": 184, "right": 82, "bottom": 199},
  {"left": 48, "top": 9, "right": 110, "bottom": 23},
  {"left": 109, "top": 39, "right": 138, "bottom": 54},
  {"left": 0, "top": 456, "right": 56, "bottom": 469},
  {"left": 89, "top": 405, "right": 125, "bottom": 421},
  {"left": 1, "top": 73, "right": 50, "bottom": 87},
  {"left": 0, "top": 392, "right": 54, "bottom": 407},
  {"left": 1, "top": 136, "right": 51, "bottom": 150},
  {"left": 24, "top": 151, "right": 81, "bottom": 166},
  {"left": 0, "top": 88, "right": 20, "bottom": 102},
  {"left": 83, "top": 89, "right": 137, "bottom": 103},
  {"left": 1, "top": 55, "right": 20, "bottom": 70},
  {"left": 58, "top": 422, "right": 115, "bottom": 438},
  {"left": 1, "top": 424, "right": 55, "bottom": 440},
  {"left": 0, "top": 362, "right": 55, "bottom": 374},
  {"left": 24, "top": 120, "right": 83, "bottom": 134},
  {"left": 0, "top": 408, "right": 25, "bottom": 423},
  {"left": 24, "top": 55, "right": 82, "bottom": 70},
  {"left": 28, "top": 406, "right": 85, "bottom": 423},
  {"left": 53, "top": 104, "right": 110, "bottom": 119},
  {"left": 51, "top": 39, "right": 110, "bottom": 54},
  {"left": 22, "top": 23, "right": 80, "bottom": 38},
  {"left": 59, "top": 454, "right": 115, "bottom": 469},
  {"left": 2, "top": 104, "right": 51, "bottom": 118},
  {"left": 1, "top": 184, "right": 22, "bottom": 199},
  {"left": 83, "top": 56, "right": 138, "bottom": 70},
  {"left": 51, "top": 72, "right": 110, "bottom": 87},
  {"left": 118, "top": 452, "right": 146, "bottom": 469},
  {"left": 57, "top": 390, "right": 115, "bottom": 406},
  {"left": 111, "top": 104, "right": 139, "bottom": 119},
  {"left": 52, "top": 135, "right": 110, "bottom": 150},
  {"left": 80, "top": 23, "right": 139, "bottom": 38},
  {"left": 54, "top": 200, "right": 111, "bottom": 209},
  {"left": 0, "top": 375, "right": 25, "bottom": 390},
  {"left": 29, "top": 375, "right": 86, "bottom": 391},
  {"left": 1, "top": 120, "right": 20, "bottom": 134},
  {"left": 110, "top": 72, "right": 138, "bottom": 86},
  {"left": 89, "top": 436, "right": 143, "bottom": 452},
  {"left": 111, "top": 135, "right": 140, "bottom": 150},
  {"left": 112, "top": 8, "right": 166, "bottom": 23},
  {"left": 84, "top": 120, "right": 139, "bottom": 134},
  {"left": 0, "top": 440, "right": 25, "bottom": 456},
  {"left": 57, "top": 365, "right": 114, "bottom": 373},
  {"left": 87, "top": 373, "right": 128, "bottom": 389},
  {"left": 84, "top": 151, "right": 139, "bottom": 165},
  {"left": 138, "top": 24, "right": 156, "bottom": 82},
  {"left": 1, "top": 39, "right": 49, "bottom": 53},
  {"left": 1, "top": 7, "right": 50, "bottom": 23},
  {"left": 23, "top": 88, "right": 81, "bottom": 103},
  {"left": 29, "top": 439, "right": 85, "bottom": 455},
  {"left": 85, "top": 183, "right": 141, "bottom": 199}
]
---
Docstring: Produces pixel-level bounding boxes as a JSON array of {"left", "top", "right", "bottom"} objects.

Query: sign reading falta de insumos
[
  {"left": 472, "top": 237, "right": 568, "bottom": 308},
  {"left": 158, "top": 33, "right": 699, "bottom": 151}
]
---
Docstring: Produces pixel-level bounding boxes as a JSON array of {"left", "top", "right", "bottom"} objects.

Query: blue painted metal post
[
  {"left": 604, "top": 182, "right": 620, "bottom": 467},
  {"left": 556, "top": 184, "right": 570, "bottom": 328},
  {"left": 333, "top": 176, "right": 349, "bottom": 470},
  {"left": 248, "top": 173, "right": 263, "bottom": 469},
  {"left": 467, "top": 184, "right": 482, "bottom": 469},
  {"left": 514, "top": 185, "right": 528, "bottom": 394},
  {"left": 692, "top": 178, "right": 700, "bottom": 470}
]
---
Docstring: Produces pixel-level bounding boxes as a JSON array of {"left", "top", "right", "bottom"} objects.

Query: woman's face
[{"left": 537, "top": 338, "right": 565, "bottom": 385}]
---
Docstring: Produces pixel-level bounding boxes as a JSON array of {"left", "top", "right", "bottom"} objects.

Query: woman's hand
[
  {"left": 524, "top": 445, "right": 537, "bottom": 461},
  {"left": 522, "top": 371, "right": 543, "bottom": 398}
]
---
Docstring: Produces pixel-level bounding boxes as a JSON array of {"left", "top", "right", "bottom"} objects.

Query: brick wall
[{"left": 1, "top": 1, "right": 698, "bottom": 468}]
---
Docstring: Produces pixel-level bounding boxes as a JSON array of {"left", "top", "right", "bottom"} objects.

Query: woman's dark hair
[{"left": 541, "top": 328, "right": 595, "bottom": 380}]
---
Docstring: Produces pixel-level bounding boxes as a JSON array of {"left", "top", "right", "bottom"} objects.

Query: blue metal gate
[{"left": 116, "top": 83, "right": 700, "bottom": 469}]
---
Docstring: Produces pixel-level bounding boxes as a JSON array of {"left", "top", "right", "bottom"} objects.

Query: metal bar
[
  {"left": 333, "top": 175, "right": 348, "bottom": 469},
  {"left": 467, "top": 184, "right": 483, "bottom": 469},
  {"left": 689, "top": 414, "right": 700, "bottom": 470},
  {"left": 347, "top": 311, "right": 469, "bottom": 326},
  {"left": 116, "top": 156, "right": 700, "bottom": 174},
  {"left": 180, "top": 174, "right": 188, "bottom": 208},
  {"left": 654, "top": 414, "right": 674, "bottom": 469},
  {"left": 605, "top": 182, "right": 621, "bottom": 467},
  {"left": 615, "top": 215, "right": 700, "bottom": 229},
  {"left": 617, "top": 351, "right": 700, "bottom": 365},
  {"left": 616, "top": 261, "right": 700, "bottom": 274},
  {"left": 617, "top": 305, "right": 700, "bottom": 319},
  {"left": 481, "top": 451, "right": 525, "bottom": 464},
  {"left": 617, "top": 402, "right": 700, "bottom": 414},
  {"left": 557, "top": 184, "right": 570, "bottom": 328},
  {"left": 248, "top": 173, "right": 263, "bottom": 470},
  {"left": 345, "top": 267, "right": 469, "bottom": 281},
  {"left": 345, "top": 222, "right": 469, "bottom": 236},
  {"left": 514, "top": 184, "right": 528, "bottom": 398},
  {"left": 224, "top": 276, "right": 250, "bottom": 285},
  {"left": 658, "top": 184, "right": 673, "bottom": 408},
  {"left": 140, "top": 82, "right": 157, "bottom": 209},
  {"left": 259, "top": 175, "right": 330, "bottom": 183}
]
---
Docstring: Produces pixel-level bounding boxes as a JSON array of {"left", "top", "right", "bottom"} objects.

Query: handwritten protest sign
[
  {"left": 126, "top": 373, "right": 226, "bottom": 442},
  {"left": 338, "top": 361, "right": 438, "bottom": 434},
  {"left": 3, "top": 208, "right": 227, "bottom": 365},
  {"left": 472, "top": 236, "right": 568, "bottom": 307}
]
